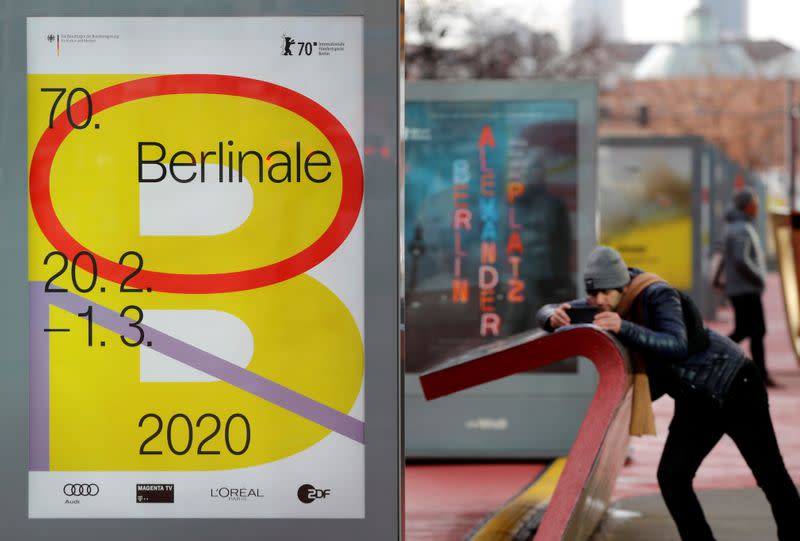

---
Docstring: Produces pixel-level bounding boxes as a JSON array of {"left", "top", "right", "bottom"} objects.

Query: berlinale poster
[{"left": 28, "top": 17, "right": 365, "bottom": 518}]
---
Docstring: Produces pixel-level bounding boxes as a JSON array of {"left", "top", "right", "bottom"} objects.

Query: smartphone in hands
[{"left": 566, "top": 305, "right": 599, "bottom": 325}]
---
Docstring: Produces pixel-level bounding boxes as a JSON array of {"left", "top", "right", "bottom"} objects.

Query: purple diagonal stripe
[
  {"left": 32, "top": 284, "right": 364, "bottom": 444},
  {"left": 30, "top": 284, "right": 51, "bottom": 471}
]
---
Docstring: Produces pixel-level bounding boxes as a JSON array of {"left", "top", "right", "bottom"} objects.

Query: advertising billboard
[
  {"left": 598, "top": 145, "right": 694, "bottom": 290},
  {"left": 27, "top": 16, "right": 365, "bottom": 519},
  {"left": 405, "top": 100, "right": 578, "bottom": 372},
  {"left": 404, "top": 81, "right": 598, "bottom": 459}
]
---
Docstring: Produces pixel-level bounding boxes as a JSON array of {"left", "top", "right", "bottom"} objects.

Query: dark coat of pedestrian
[{"left": 723, "top": 189, "right": 774, "bottom": 386}]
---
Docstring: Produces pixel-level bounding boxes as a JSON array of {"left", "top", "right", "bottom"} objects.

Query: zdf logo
[{"left": 297, "top": 483, "right": 331, "bottom": 504}]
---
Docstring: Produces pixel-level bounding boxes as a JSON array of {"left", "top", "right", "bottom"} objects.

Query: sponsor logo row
[{"left": 61, "top": 483, "right": 332, "bottom": 504}]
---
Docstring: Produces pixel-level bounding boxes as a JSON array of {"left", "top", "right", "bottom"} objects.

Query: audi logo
[{"left": 63, "top": 483, "right": 100, "bottom": 496}]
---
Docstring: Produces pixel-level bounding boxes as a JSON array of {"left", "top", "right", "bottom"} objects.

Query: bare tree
[
  {"left": 405, "top": 1, "right": 615, "bottom": 81},
  {"left": 458, "top": 8, "right": 561, "bottom": 79},
  {"left": 405, "top": 0, "right": 467, "bottom": 79},
  {"left": 540, "top": 28, "right": 616, "bottom": 80}
]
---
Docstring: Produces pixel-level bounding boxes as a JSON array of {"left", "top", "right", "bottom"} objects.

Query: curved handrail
[{"left": 419, "top": 326, "right": 632, "bottom": 541}]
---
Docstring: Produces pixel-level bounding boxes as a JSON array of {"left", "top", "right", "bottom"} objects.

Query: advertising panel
[
  {"left": 405, "top": 100, "right": 578, "bottom": 373},
  {"left": 598, "top": 145, "right": 694, "bottom": 290},
  {"left": 28, "top": 17, "right": 364, "bottom": 519}
]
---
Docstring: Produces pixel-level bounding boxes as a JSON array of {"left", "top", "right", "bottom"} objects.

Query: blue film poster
[{"left": 405, "top": 100, "right": 578, "bottom": 372}]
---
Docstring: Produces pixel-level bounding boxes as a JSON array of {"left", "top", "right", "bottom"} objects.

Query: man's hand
[
  {"left": 593, "top": 311, "right": 622, "bottom": 333},
  {"left": 549, "top": 303, "right": 572, "bottom": 329}
]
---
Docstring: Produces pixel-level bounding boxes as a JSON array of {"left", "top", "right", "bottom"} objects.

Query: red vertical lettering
[
  {"left": 506, "top": 231, "right": 523, "bottom": 255},
  {"left": 481, "top": 242, "right": 497, "bottom": 265},
  {"left": 480, "top": 313, "right": 501, "bottom": 337},
  {"left": 480, "top": 289, "right": 496, "bottom": 312},
  {"left": 507, "top": 181, "right": 524, "bottom": 203},
  {"left": 480, "top": 171, "right": 495, "bottom": 197},
  {"left": 453, "top": 185, "right": 469, "bottom": 207},
  {"left": 508, "top": 255, "right": 521, "bottom": 278},
  {"left": 478, "top": 265, "right": 499, "bottom": 290},
  {"left": 452, "top": 279, "right": 469, "bottom": 303},
  {"left": 454, "top": 232, "right": 466, "bottom": 257},
  {"left": 507, "top": 279, "right": 525, "bottom": 303},
  {"left": 454, "top": 209, "right": 472, "bottom": 230}
]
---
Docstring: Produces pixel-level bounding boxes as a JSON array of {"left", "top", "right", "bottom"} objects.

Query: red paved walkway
[
  {"left": 613, "top": 272, "right": 800, "bottom": 501},
  {"left": 405, "top": 463, "right": 547, "bottom": 541}
]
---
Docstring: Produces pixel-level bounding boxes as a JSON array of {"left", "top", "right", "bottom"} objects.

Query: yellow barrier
[
  {"left": 770, "top": 211, "right": 800, "bottom": 365},
  {"left": 468, "top": 459, "right": 566, "bottom": 541}
]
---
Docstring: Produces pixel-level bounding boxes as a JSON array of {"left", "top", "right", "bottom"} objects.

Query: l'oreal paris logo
[{"left": 210, "top": 487, "right": 264, "bottom": 501}]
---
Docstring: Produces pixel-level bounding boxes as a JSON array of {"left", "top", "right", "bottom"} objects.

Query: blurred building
[
  {"left": 762, "top": 49, "right": 800, "bottom": 79},
  {"left": 599, "top": 78, "right": 793, "bottom": 172},
  {"left": 596, "top": 3, "right": 795, "bottom": 174},
  {"left": 632, "top": 5, "right": 754, "bottom": 79},
  {"left": 700, "top": 0, "right": 748, "bottom": 40},
  {"left": 599, "top": 38, "right": 790, "bottom": 83},
  {"left": 569, "top": 0, "right": 624, "bottom": 50}
]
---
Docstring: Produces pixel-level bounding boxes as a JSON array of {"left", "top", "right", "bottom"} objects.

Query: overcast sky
[
  {"left": 627, "top": 0, "right": 800, "bottom": 48},
  {"left": 415, "top": 0, "right": 800, "bottom": 51}
]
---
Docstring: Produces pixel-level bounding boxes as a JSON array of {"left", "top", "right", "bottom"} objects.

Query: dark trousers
[
  {"left": 728, "top": 293, "right": 768, "bottom": 381},
  {"left": 657, "top": 364, "right": 800, "bottom": 541}
]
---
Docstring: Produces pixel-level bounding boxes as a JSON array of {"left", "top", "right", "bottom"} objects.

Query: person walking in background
[{"left": 723, "top": 189, "right": 775, "bottom": 387}]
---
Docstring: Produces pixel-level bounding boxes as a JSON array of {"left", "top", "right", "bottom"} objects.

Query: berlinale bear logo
[{"left": 282, "top": 34, "right": 296, "bottom": 56}]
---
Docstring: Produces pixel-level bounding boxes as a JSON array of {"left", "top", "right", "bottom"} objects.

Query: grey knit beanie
[
  {"left": 732, "top": 188, "right": 755, "bottom": 211},
  {"left": 583, "top": 246, "right": 630, "bottom": 291}
]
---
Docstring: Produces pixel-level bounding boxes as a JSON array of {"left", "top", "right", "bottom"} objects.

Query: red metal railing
[{"left": 419, "top": 327, "right": 633, "bottom": 541}]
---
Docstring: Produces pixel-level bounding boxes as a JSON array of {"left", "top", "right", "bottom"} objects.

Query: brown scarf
[{"left": 617, "top": 272, "right": 665, "bottom": 437}]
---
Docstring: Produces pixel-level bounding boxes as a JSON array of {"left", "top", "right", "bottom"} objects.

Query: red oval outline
[{"left": 30, "top": 74, "right": 363, "bottom": 294}]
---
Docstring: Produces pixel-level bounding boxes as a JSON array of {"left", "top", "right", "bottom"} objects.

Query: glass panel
[{"left": 405, "top": 99, "right": 579, "bottom": 372}]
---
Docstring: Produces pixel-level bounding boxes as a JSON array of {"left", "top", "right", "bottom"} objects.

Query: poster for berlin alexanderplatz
[{"left": 27, "top": 18, "right": 364, "bottom": 518}]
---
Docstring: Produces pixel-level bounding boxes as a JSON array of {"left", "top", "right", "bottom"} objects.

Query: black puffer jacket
[{"left": 536, "top": 269, "right": 749, "bottom": 403}]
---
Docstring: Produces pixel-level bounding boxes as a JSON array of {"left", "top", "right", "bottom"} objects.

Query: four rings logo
[
  {"left": 63, "top": 483, "right": 99, "bottom": 496},
  {"left": 297, "top": 483, "right": 331, "bottom": 504}
]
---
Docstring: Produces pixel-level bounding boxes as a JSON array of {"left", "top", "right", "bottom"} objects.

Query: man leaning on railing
[{"left": 536, "top": 245, "right": 800, "bottom": 541}]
